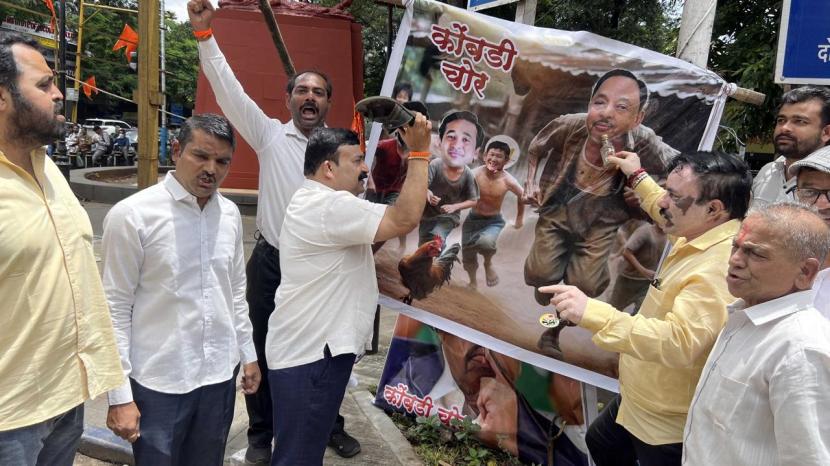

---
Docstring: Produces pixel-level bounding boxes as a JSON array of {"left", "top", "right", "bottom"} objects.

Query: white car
[{"left": 82, "top": 118, "right": 132, "bottom": 137}]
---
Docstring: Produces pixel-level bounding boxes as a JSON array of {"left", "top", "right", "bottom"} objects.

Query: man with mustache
[
  {"left": 102, "top": 114, "right": 260, "bottom": 465},
  {"left": 418, "top": 110, "right": 481, "bottom": 246},
  {"left": 524, "top": 69, "right": 677, "bottom": 304},
  {"left": 540, "top": 150, "right": 751, "bottom": 465},
  {"left": 266, "top": 118, "right": 431, "bottom": 465},
  {"left": 0, "top": 34, "right": 123, "bottom": 464},
  {"left": 751, "top": 87, "right": 830, "bottom": 209},
  {"left": 787, "top": 144, "right": 830, "bottom": 318},
  {"left": 683, "top": 203, "right": 830, "bottom": 466},
  {"left": 186, "top": 1, "right": 359, "bottom": 462},
  {"left": 376, "top": 328, "right": 588, "bottom": 465}
]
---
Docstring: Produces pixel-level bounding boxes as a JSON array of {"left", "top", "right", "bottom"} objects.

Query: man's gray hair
[
  {"left": 178, "top": 113, "right": 236, "bottom": 151},
  {"left": 748, "top": 202, "right": 830, "bottom": 264}
]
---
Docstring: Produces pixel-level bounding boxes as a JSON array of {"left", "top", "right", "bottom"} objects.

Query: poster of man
[
  {"left": 371, "top": 0, "right": 723, "bottom": 371},
  {"left": 367, "top": 8, "right": 725, "bottom": 465},
  {"left": 375, "top": 315, "right": 588, "bottom": 466}
]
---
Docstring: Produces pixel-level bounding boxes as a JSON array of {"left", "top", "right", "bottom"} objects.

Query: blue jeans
[
  {"left": 461, "top": 212, "right": 505, "bottom": 271},
  {"left": 0, "top": 404, "right": 84, "bottom": 466},
  {"left": 130, "top": 368, "right": 237, "bottom": 466},
  {"left": 269, "top": 347, "right": 356, "bottom": 466},
  {"left": 418, "top": 216, "right": 458, "bottom": 246}
]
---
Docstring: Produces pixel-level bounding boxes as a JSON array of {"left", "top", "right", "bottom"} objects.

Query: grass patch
[{"left": 388, "top": 412, "right": 529, "bottom": 466}]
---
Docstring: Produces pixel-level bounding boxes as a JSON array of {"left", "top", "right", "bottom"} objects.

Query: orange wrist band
[
  {"left": 408, "top": 151, "right": 430, "bottom": 160},
  {"left": 193, "top": 28, "right": 213, "bottom": 40}
]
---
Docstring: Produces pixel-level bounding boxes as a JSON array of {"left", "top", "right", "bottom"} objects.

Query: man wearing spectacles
[{"left": 789, "top": 145, "right": 830, "bottom": 319}]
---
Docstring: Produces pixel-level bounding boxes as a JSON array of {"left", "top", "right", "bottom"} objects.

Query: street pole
[
  {"left": 71, "top": 0, "right": 85, "bottom": 123},
  {"left": 159, "top": 0, "right": 168, "bottom": 165},
  {"left": 58, "top": 0, "right": 67, "bottom": 101},
  {"left": 137, "top": 0, "right": 161, "bottom": 189},
  {"left": 514, "top": 0, "right": 536, "bottom": 25},
  {"left": 676, "top": 0, "right": 717, "bottom": 68}
]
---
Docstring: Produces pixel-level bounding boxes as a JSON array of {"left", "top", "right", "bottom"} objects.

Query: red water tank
[{"left": 195, "top": 3, "right": 364, "bottom": 189}]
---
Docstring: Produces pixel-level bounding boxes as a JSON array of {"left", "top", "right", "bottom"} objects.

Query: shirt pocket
[
  {"left": 702, "top": 371, "right": 749, "bottom": 434},
  {"left": 636, "top": 284, "right": 667, "bottom": 319}
]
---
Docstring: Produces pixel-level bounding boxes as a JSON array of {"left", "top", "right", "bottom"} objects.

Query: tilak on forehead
[{"left": 736, "top": 222, "right": 752, "bottom": 244}]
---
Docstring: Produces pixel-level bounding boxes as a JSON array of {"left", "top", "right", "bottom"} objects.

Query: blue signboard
[
  {"left": 775, "top": 0, "right": 830, "bottom": 84},
  {"left": 467, "top": 0, "right": 519, "bottom": 12}
]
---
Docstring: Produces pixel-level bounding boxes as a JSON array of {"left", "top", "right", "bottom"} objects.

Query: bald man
[{"left": 683, "top": 203, "right": 830, "bottom": 466}]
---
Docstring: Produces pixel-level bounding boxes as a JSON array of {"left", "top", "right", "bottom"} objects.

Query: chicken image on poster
[{"left": 369, "top": 0, "right": 727, "bottom": 389}]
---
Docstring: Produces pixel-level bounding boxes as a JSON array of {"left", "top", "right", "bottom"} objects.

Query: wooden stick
[
  {"left": 257, "top": 0, "right": 296, "bottom": 77},
  {"left": 728, "top": 85, "right": 766, "bottom": 106}
]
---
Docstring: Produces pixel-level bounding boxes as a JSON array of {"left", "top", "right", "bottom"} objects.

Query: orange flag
[
  {"left": 82, "top": 76, "right": 98, "bottom": 99},
  {"left": 42, "top": 0, "right": 57, "bottom": 32},
  {"left": 350, "top": 103, "right": 366, "bottom": 152},
  {"left": 112, "top": 24, "right": 139, "bottom": 62}
]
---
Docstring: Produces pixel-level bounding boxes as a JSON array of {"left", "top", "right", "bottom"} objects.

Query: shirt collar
[
  {"left": 303, "top": 178, "right": 335, "bottom": 192},
  {"left": 0, "top": 147, "right": 46, "bottom": 179},
  {"left": 681, "top": 218, "right": 741, "bottom": 252},
  {"left": 286, "top": 120, "right": 327, "bottom": 142},
  {"left": 163, "top": 171, "right": 213, "bottom": 207},
  {"left": 727, "top": 288, "right": 815, "bottom": 326}
]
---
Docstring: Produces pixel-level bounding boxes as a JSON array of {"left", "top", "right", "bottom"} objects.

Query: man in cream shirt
[{"left": 682, "top": 203, "right": 830, "bottom": 465}]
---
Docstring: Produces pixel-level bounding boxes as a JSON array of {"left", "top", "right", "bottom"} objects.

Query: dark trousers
[
  {"left": 269, "top": 348, "right": 356, "bottom": 466},
  {"left": 244, "top": 237, "right": 282, "bottom": 449},
  {"left": 0, "top": 404, "right": 83, "bottom": 466},
  {"left": 586, "top": 395, "right": 682, "bottom": 466},
  {"left": 131, "top": 369, "right": 237, "bottom": 466},
  {"left": 244, "top": 236, "right": 349, "bottom": 449}
]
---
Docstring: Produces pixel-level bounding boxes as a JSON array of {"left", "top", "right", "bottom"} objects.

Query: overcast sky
[{"left": 164, "top": 0, "right": 192, "bottom": 23}]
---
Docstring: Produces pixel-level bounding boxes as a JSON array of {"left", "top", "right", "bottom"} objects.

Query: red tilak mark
[{"left": 736, "top": 224, "right": 751, "bottom": 244}]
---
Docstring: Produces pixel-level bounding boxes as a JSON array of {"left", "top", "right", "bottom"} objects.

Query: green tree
[
  {"left": 163, "top": 18, "right": 199, "bottom": 109},
  {"left": 709, "top": 0, "right": 781, "bottom": 146},
  {"left": 75, "top": 0, "right": 139, "bottom": 116},
  {"left": 323, "top": 0, "right": 402, "bottom": 97}
]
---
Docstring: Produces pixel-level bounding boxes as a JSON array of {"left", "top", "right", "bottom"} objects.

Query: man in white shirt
[
  {"left": 751, "top": 86, "right": 830, "bottom": 208},
  {"left": 91, "top": 125, "right": 110, "bottom": 166},
  {"left": 266, "top": 115, "right": 432, "bottom": 465},
  {"left": 788, "top": 144, "right": 830, "bottom": 318},
  {"left": 185, "top": 2, "right": 360, "bottom": 461},
  {"left": 102, "top": 114, "right": 261, "bottom": 465},
  {"left": 682, "top": 203, "right": 830, "bottom": 466}
]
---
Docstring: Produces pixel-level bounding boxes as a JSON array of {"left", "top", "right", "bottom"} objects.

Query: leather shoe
[
  {"left": 328, "top": 430, "right": 361, "bottom": 458},
  {"left": 244, "top": 445, "right": 271, "bottom": 465}
]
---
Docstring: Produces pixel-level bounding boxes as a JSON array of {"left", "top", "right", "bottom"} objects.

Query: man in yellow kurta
[
  {"left": 540, "top": 150, "right": 752, "bottom": 466},
  {"left": 0, "top": 34, "right": 123, "bottom": 465}
]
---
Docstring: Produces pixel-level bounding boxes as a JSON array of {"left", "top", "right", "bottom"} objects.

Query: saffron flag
[
  {"left": 350, "top": 104, "right": 365, "bottom": 152},
  {"left": 42, "top": 0, "right": 57, "bottom": 32},
  {"left": 112, "top": 24, "right": 139, "bottom": 62},
  {"left": 82, "top": 76, "right": 98, "bottom": 99}
]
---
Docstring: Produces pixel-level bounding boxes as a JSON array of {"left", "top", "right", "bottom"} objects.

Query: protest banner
[{"left": 370, "top": 1, "right": 729, "bottom": 463}]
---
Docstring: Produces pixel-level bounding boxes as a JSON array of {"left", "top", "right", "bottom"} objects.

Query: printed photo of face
[{"left": 440, "top": 118, "right": 479, "bottom": 168}]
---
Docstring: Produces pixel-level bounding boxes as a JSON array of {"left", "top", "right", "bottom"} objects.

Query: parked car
[{"left": 82, "top": 118, "right": 132, "bottom": 137}]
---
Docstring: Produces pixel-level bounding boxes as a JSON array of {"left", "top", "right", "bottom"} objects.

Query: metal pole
[
  {"left": 71, "top": 0, "right": 85, "bottom": 123},
  {"left": 58, "top": 0, "right": 67, "bottom": 100},
  {"left": 159, "top": 0, "right": 168, "bottom": 165}
]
